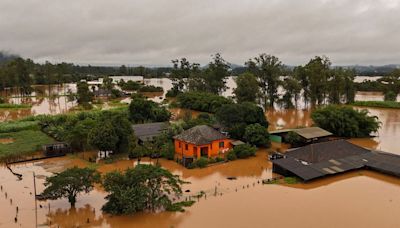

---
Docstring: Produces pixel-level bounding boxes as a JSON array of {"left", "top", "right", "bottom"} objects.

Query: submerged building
[
  {"left": 272, "top": 140, "right": 400, "bottom": 181},
  {"left": 173, "top": 125, "right": 232, "bottom": 166}
]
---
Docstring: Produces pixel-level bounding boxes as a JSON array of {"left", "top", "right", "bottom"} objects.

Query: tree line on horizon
[{"left": 0, "top": 51, "right": 399, "bottom": 103}]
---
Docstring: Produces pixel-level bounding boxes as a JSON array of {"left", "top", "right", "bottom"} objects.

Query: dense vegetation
[
  {"left": 351, "top": 101, "right": 400, "bottom": 109},
  {"left": 243, "top": 123, "right": 270, "bottom": 147},
  {"left": 227, "top": 143, "right": 257, "bottom": 160},
  {"left": 102, "top": 164, "right": 185, "bottom": 214},
  {"left": 311, "top": 105, "right": 380, "bottom": 137},
  {"left": 215, "top": 102, "right": 268, "bottom": 140},
  {"left": 128, "top": 95, "right": 171, "bottom": 123},
  {"left": 176, "top": 92, "right": 233, "bottom": 113},
  {"left": 138, "top": 85, "right": 163, "bottom": 92}
]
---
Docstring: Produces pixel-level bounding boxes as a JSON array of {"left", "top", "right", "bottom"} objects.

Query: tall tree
[
  {"left": 233, "top": 72, "right": 259, "bottom": 103},
  {"left": 246, "top": 54, "right": 282, "bottom": 108},
  {"left": 304, "top": 56, "right": 331, "bottom": 106},
  {"left": 170, "top": 58, "right": 200, "bottom": 93},
  {"left": 203, "top": 53, "right": 230, "bottom": 94},
  {"left": 281, "top": 75, "right": 301, "bottom": 108},
  {"left": 41, "top": 167, "right": 100, "bottom": 207}
]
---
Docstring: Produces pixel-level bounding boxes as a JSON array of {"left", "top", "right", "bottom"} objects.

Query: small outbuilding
[
  {"left": 269, "top": 127, "right": 332, "bottom": 145},
  {"left": 132, "top": 122, "right": 169, "bottom": 144},
  {"left": 173, "top": 125, "right": 232, "bottom": 166},
  {"left": 42, "top": 142, "right": 71, "bottom": 157}
]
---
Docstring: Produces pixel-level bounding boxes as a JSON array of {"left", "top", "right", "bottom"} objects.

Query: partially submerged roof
[
  {"left": 132, "top": 122, "right": 169, "bottom": 142},
  {"left": 286, "top": 140, "right": 370, "bottom": 163},
  {"left": 273, "top": 140, "right": 400, "bottom": 181},
  {"left": 292, "top": 127, "right": 332, "bottom": 139},
  {"left": 173, "top": 125, "right": 228, "bottom": 145}
]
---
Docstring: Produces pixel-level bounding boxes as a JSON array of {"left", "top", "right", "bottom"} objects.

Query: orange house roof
[{"left": 173, "top": 125, "right": 229, "bottom": 145}]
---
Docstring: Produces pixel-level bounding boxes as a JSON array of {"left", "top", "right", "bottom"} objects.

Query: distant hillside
[{"left": 0, "top": 52, "right": 18, "bottom": 64}]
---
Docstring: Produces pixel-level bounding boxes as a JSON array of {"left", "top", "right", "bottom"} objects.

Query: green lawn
[
  {"left": 351, "top": 101, "right": 400, "bottom": 109},
  {"left": 0, "top": 103, "right": 32, "bottom": 109},
  {"left": 0, "top": 130, "right": 55, "bottom": 162}
]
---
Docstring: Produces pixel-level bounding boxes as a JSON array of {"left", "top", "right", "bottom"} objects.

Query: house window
[
  {"left": 178, "top": 142, "right": 181, "bottom": 148},
  {"left": 185, "top": 144, "right": 189, "bottom": 150},
  {"left": 219, "top": 142, "right": 224, "bottom": 148}
]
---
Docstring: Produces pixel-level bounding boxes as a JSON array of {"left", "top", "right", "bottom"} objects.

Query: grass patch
[
  {"left": 0, "top": 103, "right": 32, "bottom": 109},
  {"left": 0, "top": 130, "right": 55, "bottom": 162},
  {"left": 283, "top": 177, "right": 300, "bottom": 184},
  {"left": 351, "top": 101, "right": 400, "bottom": 109},
  {"left": 0, "top": 120, "right": 39, "bottom": 133},
  {"left": 166, "top": 200, "right": 195, "bottom": 212}
]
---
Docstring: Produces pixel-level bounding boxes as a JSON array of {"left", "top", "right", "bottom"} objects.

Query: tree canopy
[
  {"left": 311, "top": 105, "right": 380, "bottom": 137},
  {"left": 102, "top": 164, "right": 185, "bottom": 215},
  {"left": 234, "top": 72, "right": 259, "bottom": 103},
  {"left": 41, "top": 167, "right": 101, "bottom": 207}
]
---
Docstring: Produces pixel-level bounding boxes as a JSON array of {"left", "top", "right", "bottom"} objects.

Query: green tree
[
  {"left": 41, "top": 167, "right": 100, "bottom": 207},
  {"left": 203, "top": 53, "right": 230, "bottom": 94},
  {"left": 171, "top": 58, "right": 200, "bottom": 93},
  {"left": 102, "top": 164, "right": 185, "bottom": 215},
  {"left": 246, "top": 54, "right": 282, "bottom": 108},
  {"left": 281, "top": 76, "right": 301, "bottom": 108},
  {"left": 216, "top": 102, "right": 268, "bottom": 139},
  {"left": 304, "top": 56, "right": 331, "bottom": 106},
  {"left": 234, "top": 72, "right": 259, "bottom": 103},
  {"left": 311, "top": 105, "right": 380, "bottom": 137},
  {"left": 102, "top": 76, "right": 114, "bottom": 91},
  {"left": 76, "top": 81, "right": 93, "bottom": 105},
  {"left": 88, "top": 122, "right": 119, "bottom": 153},
  {"left": 243, "top": 123, "right": 270, "bottom": 147}
]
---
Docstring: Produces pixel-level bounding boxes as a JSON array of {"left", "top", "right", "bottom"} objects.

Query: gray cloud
[{"left": 1, "top": 0, "right": 400, "bottom": 66}]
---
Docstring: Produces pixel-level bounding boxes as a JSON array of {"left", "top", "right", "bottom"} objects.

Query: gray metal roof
[
  {"left": 292, "top": 127, "right": 332, "bottom": 139},
  {"left": 173, "top": 125, "right": 228, "bottom": 145},
  {"left": 285, "top": 140, "right": 370, "bottom": 163},
  {"left": 132, "top": 122, "right": 169, "bottom": 141},
  {"left": 273, "top": 140, "right": 400, "bottom": 181}
]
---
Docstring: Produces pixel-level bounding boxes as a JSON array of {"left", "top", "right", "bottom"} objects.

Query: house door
[{"left": 200, "top": 147, "right": 208, "bottom": 157}]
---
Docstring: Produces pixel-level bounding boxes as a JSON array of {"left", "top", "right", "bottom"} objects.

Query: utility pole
[{"left": 33, "top": 172, "right": 38, "bottom": 228}]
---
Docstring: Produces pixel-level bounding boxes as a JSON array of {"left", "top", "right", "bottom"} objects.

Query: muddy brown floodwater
[{"left": 1, "top": 77, "right": 400, "bottom": 227}]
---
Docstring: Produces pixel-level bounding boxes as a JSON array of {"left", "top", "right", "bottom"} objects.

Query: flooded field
[{"left": 1, "top": 76, "right": 400, "bottom": 227}]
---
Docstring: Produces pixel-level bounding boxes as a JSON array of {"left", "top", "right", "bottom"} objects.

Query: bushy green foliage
[
  {"left": 0, "top": 130, "right": 55, "bottom": 162},
  {"left": 102, "top": 164, "right": 185, "bottom": 215},
  {"left": 88, "top": 122, "right": 119, "bottom": 152},
  {"left": 226, "top": 151, "right": 237, "bottom": 161},
  {"left": 233, "top": 73, "right": 259, "bottom": 103},
  {"left": 120, "top": 80, "right": 142, "bottom": 91},
  {"left": 215, "top": 102, "right": 268, "bottom": 139},
  {"left": 230, "top": 144, "right": 257, "bottom": 159},
  {"left": 128, "top": 96, "right": 170, "bottom": 123},
  {"left": 384, "top": 90, "right": 397, "bottom": 101},
  {"left": 138, "top": 85, "right": 163, "bottom": 92},
  {"left": 41, "top": 167, "right": 101, "bottom": 207},
  {"left": 243, "top": 123, "right": 270, "bottom": 147},
  {"left": 176, "top": 92, "right": 233, "bottom": 113},
  {"left": 352, "top": 101, "right": 400, "bottom": 109},
  {"left": 354, "top": 80, "right": 386, "bottom": 92},
  {"left": 193, "top": 157, "right": 209, "bottom": 168},
  {"left": 311, "top": 105, "right": 380, "bottom": 137},
  {"left": 181, "top": 113, "right": 216, "bottom": 130},
  {"left": 284, "top": 131, "right": 303, "bottom": 146},
  {"left": 0, "top": 120, "right": 39, "bottom": 133},
  {"left": 76, "top": 81, "right": 93, "bottom": 104},
  {"left": 165, "top": 88, "right": 181, "bottom": 98}
]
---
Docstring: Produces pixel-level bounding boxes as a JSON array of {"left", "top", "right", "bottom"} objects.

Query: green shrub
[
  {"left": 0, "top": 103, "right": 31, "bottom": 109},
  {"left": 227, "top": 151, "right": 237, "bottom": 161},
  {"left": 216, "top": 157, "right": 225, "bottom": 162},
  {"left": 194, "top": 157, "right": 209, "bottom": 168},
  {"left": 138, "top": 85, "right": 163, "bottom": 92},
  {"left": 311, "top": 105, "right": 380, "bottom": 137},
  {"left": 231, "top": 144, "right": 257, "bottom": 159},
  {"left": 176, "top": 92, "right": 233, "bottom": 113},
  {"left": 243, "top": 123, "right": 270, "bottom": 147},
  {"left": 121, "top": 80, "right": 141, "bottom": 91},
  {"left": 0, "top": 120, "right": 39, "bottom": 133},
  {"left": 352, "top": 101, "right": 400, "bottom": 109}
]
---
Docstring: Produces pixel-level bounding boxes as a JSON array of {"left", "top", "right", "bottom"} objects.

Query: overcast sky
[{"left": 1, "top": 0, "right": 399, "bottom": 66}]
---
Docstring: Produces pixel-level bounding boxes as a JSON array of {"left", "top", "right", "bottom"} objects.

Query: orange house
[{"left": 173, "top": 125, "right": 232, "bottom": 166}]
